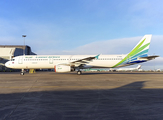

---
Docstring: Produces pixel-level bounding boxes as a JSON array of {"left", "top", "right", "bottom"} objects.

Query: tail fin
[
  {"left": 129, "top": 34, "right": 152, "bottom": 58},
  {"left": 137, "top": 65, "right": 141, "bottom": 69},
  {"left": 113, "top": 35, "right": 152, "bottom": 67}
]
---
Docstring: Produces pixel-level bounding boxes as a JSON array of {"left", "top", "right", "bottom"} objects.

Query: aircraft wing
[
  {"left": 58, "top": 54, "right": 100, "bottom": 66},
  {"left": 138, "top": 55, "right": 159, "bottom": 60},
  {"left": 71, "top": 54, "right": 100, "bottom": 64}
]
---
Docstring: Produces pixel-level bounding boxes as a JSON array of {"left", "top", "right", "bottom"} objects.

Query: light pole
[{"left": 22, "top": 35, "right": 26, "bottom": 55}]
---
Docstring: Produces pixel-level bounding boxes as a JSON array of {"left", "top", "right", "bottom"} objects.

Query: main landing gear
[
  {"left": 76, "top": 67, "right": 82, "bottom": 75},
  {"left": 20, "top": 69, "right": 25, "bottom": 75}
]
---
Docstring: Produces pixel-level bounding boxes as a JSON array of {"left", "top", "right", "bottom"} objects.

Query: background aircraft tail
[{"left": 137, "top": 65, "right": 141, "bottom": 69}]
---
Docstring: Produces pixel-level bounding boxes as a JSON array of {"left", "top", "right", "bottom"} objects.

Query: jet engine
[{"left": 54, "top": 65, "right": 71, "bottom": 72}]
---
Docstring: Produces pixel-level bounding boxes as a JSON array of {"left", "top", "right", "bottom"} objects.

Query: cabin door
[
  {"left": 49, "top": 58, "right": 53, "bottom": 64},
  {"left": 18, "top": 57, "right": 23, "bottom": 64}
]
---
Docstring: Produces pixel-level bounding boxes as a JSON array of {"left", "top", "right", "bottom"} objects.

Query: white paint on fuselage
[{"left": 5, "top": 54, "right": 127, "bottom": 69}]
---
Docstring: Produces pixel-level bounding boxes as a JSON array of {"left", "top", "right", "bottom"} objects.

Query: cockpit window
[{"left": 11, "top": 59, "right": 15, "bottom": 61}]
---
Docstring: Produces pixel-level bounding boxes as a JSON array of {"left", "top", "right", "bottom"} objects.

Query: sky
[{"left": 0, "top": 0, "right": 163, "bottom": 70}]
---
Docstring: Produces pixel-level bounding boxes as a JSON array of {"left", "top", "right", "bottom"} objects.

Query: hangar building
[{"left": 0, "top": 45, "right": 36, "bottom": 71}]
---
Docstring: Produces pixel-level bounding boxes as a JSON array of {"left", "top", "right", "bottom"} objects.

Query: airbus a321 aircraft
[{"left": 5, "top": 35, "right": 159, "bottom": 75}]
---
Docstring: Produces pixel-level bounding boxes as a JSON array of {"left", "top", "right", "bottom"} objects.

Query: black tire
[
  {"left": 20, "top": 72, "right": 24, "bottom": 75},
  {"left": 77, "top": 71, "right": 82, "bottom": 75}
]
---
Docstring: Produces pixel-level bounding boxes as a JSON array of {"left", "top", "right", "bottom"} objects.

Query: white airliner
[
  {"left": 116, "top": 65, "right": 141, "bottom": 71},
  {"left": 5, "top": 35, "right": 159, "bottom": 75}
]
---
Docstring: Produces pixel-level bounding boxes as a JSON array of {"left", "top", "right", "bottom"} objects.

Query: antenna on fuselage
[{"left": 22, "top": 35, "right": 26, "bottom": 55}]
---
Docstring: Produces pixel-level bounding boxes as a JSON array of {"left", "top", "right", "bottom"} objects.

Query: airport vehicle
[
  {"left": 5, "top": 35, "right": 159, "bottom": 75},
  {"left": 116, "top": 65, "right": 141, "bottom": 71}
]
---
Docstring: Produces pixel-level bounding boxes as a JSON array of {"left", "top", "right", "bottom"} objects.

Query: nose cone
[{"left": 5, "top": 61, "right": 10, "bottom": 68}]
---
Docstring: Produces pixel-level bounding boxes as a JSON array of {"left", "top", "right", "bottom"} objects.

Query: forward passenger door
[{"left": 18, "top": 57, "right": 23, "bottom": 64}]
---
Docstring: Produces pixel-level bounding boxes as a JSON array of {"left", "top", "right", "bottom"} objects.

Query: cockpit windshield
[{"left": 11, "top": 59, "right": 15, "bottom": 61}]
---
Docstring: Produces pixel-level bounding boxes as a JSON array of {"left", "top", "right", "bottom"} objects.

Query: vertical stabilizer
[
  {"left": 129, "top": 34, "right": 152, "bottom": 58},
  {"left": 113, "top": 35, "right": 152, "bottom": 67}
]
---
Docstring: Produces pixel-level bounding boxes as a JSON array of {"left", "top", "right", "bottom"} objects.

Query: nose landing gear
[{"left": 20, "top": 69, "right": 25, "bottom": 75}]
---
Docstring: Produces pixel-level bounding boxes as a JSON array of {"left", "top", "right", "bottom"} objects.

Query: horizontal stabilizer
[{"left": 138, "top": 55, "right": 159, "bottom": 60}]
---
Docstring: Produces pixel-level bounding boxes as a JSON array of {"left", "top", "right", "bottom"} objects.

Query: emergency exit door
[{"left": 49, "top": 58, "right": 53, "bottom": 64}]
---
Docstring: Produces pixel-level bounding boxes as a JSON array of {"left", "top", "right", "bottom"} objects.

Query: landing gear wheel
[
  {"left": 20, "top": 72, "right": 24, "bottom": 75},
  {"left": 20, "top": 69, "right": 25, "bottom": 75},
  {"left": 77, "top": 71, "right": 82, "bottom": 75}
]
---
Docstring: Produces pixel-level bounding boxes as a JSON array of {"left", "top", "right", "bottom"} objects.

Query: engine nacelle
[{"left": 54, "top": 65, "right": 71, "bottom": 72}]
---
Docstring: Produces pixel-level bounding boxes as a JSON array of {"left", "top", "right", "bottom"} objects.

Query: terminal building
[{"left": 0, "top": 45, "right": 36, "bottom": 71}]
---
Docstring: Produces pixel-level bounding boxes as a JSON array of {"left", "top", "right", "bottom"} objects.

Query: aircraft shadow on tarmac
[{"left": 1, "top": 81, "right": 163, "bottom": 120}]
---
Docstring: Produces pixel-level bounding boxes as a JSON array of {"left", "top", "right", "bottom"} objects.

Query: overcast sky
[{"left": 0, "top": 0, "right": 162, "bottom": 70}]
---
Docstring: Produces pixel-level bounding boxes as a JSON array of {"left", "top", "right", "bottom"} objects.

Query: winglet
[{"left": 95, "top": 54, "right": 100, "bottom": 59}]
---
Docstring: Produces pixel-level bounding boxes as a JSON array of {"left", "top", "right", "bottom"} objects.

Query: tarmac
[{"left": 0, "top": 71, "right": 163, "bottom": 120}]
